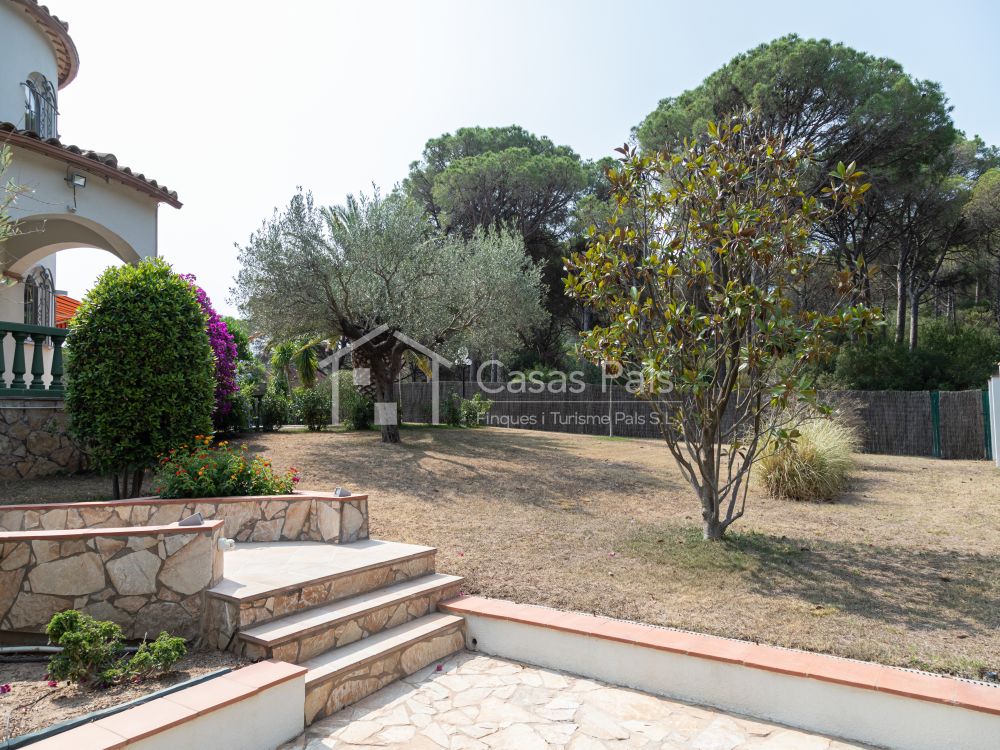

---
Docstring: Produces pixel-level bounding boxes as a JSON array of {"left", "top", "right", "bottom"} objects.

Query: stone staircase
[{"left": 204, "top": 540, "right": 465, "bottom": 724}]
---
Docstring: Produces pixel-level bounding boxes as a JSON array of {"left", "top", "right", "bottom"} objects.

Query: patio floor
[{"left": 279, "top": 651, "right": 872, "bottom": 749}]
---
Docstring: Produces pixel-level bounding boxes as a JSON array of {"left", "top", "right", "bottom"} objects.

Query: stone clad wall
[
  {"left": 0, "top": 399, "right": 87, "bottom": 479},
  {"left": 0, "top": 521, "right": 223, "bottom": 639},
  {"left": 0, "top": 492, "right": 369, "bottom": 545}
]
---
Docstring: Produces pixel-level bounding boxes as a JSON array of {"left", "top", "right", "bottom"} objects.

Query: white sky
[{"left": 52, "top": 0, "right": 1000, "bottom": 316}]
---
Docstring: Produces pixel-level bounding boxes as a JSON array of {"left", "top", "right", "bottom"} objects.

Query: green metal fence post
[
  {"left": 984, "top": 388, "right": 993, "bottom": 461},
  {"left": 930, "top": 390, "right": 941, "bottom": 458}
]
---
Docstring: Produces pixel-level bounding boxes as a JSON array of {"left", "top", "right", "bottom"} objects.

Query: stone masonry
[
  {"left": 0, "top": 492, "right": 369, "bottom": 545},
  {"left": 0, "top": 399, "right": 87, "bottom": 480},
  {"left": 0, "top": 521, "right": 224, "bottom": 640}
]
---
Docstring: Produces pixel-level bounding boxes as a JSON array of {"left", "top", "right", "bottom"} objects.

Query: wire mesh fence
[{"left": 394, "top": 381, "right": 990, "bottom": 460}]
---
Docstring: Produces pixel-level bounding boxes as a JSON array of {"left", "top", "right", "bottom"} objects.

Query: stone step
[
  {"left": 303, "top": 612, "right": 465, "bottom": 725},
  {"left": 236, "top": 573, "right": 464, "bottom": 662},
  {"left": 203, "top": 540, "right": 437, "bottom": 648}
]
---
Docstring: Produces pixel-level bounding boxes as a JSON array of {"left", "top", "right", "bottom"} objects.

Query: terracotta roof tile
[{"left": 1, "top": 122, "right": 182, "bottom": 207}]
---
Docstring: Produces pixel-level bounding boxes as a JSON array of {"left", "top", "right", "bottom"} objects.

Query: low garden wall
[
  {"left": 444, "top": 597, "right": 1000, "bottom": 750},
  {"left": 0, "top": 521, "right": 224, "bottom": 640},
  {"left": 0, "top": 398, "right": 87, "bottom": 480},
  {"left": 0, "top": 491, "right": 369, "bottom": 545}
]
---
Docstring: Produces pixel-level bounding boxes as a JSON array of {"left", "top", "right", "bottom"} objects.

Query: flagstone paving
[{"left": 279, "top": 651, "right": 873, "bottom": 749}]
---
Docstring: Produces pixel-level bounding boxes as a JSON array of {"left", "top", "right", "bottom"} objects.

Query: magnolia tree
[
  {"left": 233, "top": 190, "right": 545, "bottom": 443},
  {"left": 565, "top": 114, "right": 877, "bottom": 540}
]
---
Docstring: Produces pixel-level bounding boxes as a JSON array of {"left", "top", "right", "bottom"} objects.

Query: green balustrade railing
[{"left": 0, "top": 322, "right": 68, "bottom": 399}]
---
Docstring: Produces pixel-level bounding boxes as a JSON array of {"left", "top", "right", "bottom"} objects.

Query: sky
[{"left": 52, "top": 0, "right": 1000, "bottom": 316}]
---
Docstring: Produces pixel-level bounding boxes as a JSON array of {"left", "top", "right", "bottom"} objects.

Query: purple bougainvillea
[{"left": 181, "top": 274, "right": 238, "bottom": 425}]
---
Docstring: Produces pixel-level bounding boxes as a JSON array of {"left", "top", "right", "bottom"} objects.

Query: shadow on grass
[
  {"left": 624, "top": 523, "right": 1000, "bottom": 637},
  {"left": 236, "top": 426, "right": 685, "bottom": 512}
]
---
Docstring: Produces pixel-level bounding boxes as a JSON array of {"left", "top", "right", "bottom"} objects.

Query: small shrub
[
  {"left": 260, "top": 383, "right": 290, "bottom": 431},
  {"left": 46, "top": 611, "right": 187, "bottom": 688},
  {"left": 338, "top": 370, "right": 373, "bottom": 430},
  {"left": 443, "top": 391, "right": 492, "bottom": 427},
  {"left": 460, "top": 393, "right": 493, "bottom": 426},
  {"left": 758, "top": 417, "right": 860, "bottom": 501},
  {"left": 443, "top": 392, "right": 464, "bottom": 426},
  {"left": 292, "top": 383, "right": 331, "bottom": 431},
  {"left": 153, "top": 437, "right": 298, "bottom": 498}
]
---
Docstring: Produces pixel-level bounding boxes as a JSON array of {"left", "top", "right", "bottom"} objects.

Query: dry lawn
[{"left": 3, "top": 426, "right": 998, "bottom": 680}]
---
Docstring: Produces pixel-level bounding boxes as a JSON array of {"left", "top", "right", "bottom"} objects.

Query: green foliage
[
  {"left": 46, "top": 610, "right": 125, "bottom": 686},
  {"left": 234, "top": 189, "right": 544, "bottom": 442},
  {"left": 406, "top": 125, "right": 586, "bottom": 238},
  {"left": 260, "top": 382, "right": 290, "bottom": 431},
  {"left": 565, "top": 113, "right": 877, "bottom": 539},
  {"left": 758, "top": 417, "right": 861, "bottom": 501},
  {"left": 636, "top": 35, "right": 955, "bottom": 177},
  {"left": 405, "top": 125, "right": 598, "bottom": 365},
  {"left": 823, "top": 315, "right": 1000, "bottom": 390},
  {"left": 65, "top": 258, "right": 215, "bottom": 495},
  {"left": 221, "top": 315, "right": 254, "bottom": 363},
  {"left": 337, "top": 370, "right": 373, "bottom": 430},
  {"left": 292, "top": 382, "right": 331, "bottom": 430},
  {"left": 46, "top": 611, "right": 186, "bottom": 688},
  {"left": 441, "top": 391, "right": 492, "bottom": 427},
  {"left": 152, "top": 436, "right": 298, "bottom": 497},
  {"left": 460, "top": 393, "right": 492, "bottom": 426},
  {"left": 124, "top": 632, "right": 188, "bottom": 680}
]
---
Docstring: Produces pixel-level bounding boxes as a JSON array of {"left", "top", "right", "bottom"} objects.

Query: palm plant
[{"left": 269, "top": 337, "right": 324, "bottom": 391}]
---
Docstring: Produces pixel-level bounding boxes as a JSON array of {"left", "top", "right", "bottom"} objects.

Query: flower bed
[{"left": 153, "top": 438, "right": 298, "bottom": 498}]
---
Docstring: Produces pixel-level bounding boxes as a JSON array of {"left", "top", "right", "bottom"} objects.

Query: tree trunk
[
  {"left": 131, "top": 468, "right": 144, "bottom": 498},
  {"left": 895, "top": 264, "right": 907, "bottom": 346},
  {"left": 700, "top": 483, "right": 725, "bottom": 541},
  {"left": 375, "top": 375, "right": 400, "bottom": 444},
  {"left": 908, "top": 293, "right": 920, "bottom": 351},
  {"left": 112, "top": 473, "right": 121, "bottom": 500}
]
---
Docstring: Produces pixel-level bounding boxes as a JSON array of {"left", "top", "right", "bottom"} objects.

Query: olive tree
[
  {"left": 66, "top": 258, "right": 215, "bottom": 498},
  {"left": 233, "top": 190, "right": 545, "bottom": 443},
  {"left": 565, "top": 114, "right": 877, "bottom": 540}
]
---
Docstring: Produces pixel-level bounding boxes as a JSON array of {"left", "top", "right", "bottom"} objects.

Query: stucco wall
[
  {"left": 458, "top": 612, "right": 1000, "bottom": 750},
  {"left": 0, "top": 3, "right": 59, "bottom": 129},
  {"left": 0, "top": 398, "right": 86, "bottom": 479},
  {"left": 4, "top": 146, "right": 159, "bottom": 266},
  {"left": 0, "top": 521, "right": 224, "bottom": 639}
]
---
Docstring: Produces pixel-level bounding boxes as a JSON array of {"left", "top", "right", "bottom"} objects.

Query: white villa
[{"left": 0, "top": 0, "right": 179, "bottom": 359}]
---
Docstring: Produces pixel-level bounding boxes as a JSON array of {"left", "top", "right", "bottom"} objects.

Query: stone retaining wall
[
  {"left": 0, "top": 491, "right": 369, "bottom": 545},
  {"left": 0, "top": 398, "right": 87, "bottom": 479},
  {"left": 0, "top": 521, "right": 224, "bottom": 639}
]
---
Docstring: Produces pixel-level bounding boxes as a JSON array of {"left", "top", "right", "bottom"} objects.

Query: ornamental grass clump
[
  {"left": 153, "top": 436, "right": 298, "bottom": 498},
  {"left": 758, "top": 417, "right": 861, "bottom": 501}
]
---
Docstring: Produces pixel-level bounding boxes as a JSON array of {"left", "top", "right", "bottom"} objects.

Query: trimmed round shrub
[
  {"left": 758, "top": 417, "right": 861, "bottom": 501},
  {"left": 65, "top": 258, "right": 215, "bottom": 497}
]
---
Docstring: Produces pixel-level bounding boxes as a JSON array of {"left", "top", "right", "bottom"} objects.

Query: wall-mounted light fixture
[{"left": 65, "top": 171, "right": 86, "bottom": 211}]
